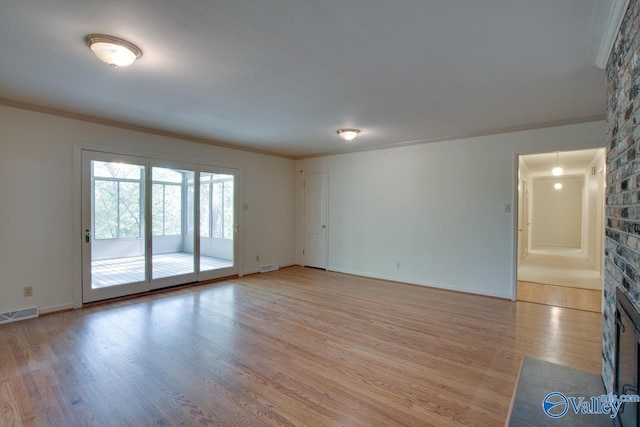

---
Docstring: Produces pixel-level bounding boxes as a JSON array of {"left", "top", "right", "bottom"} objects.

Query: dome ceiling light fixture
[
  {"left": 337, "top": 128, "right": 361, "bottom": 141},
  {"left": 85, "top": 34, "right": 142, "bottom": 68},
  {"left": 552, "top": 152, "right": 563, "bottom": 176},
  {"left": 554, "top": 182, "right": 563, "bottom": 190}
]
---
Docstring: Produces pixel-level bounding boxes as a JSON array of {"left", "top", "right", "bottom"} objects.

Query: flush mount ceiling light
[
  {"left": 85, "top": 34, "right": 142, "bottom": 68},
  {"left": 554, "top": 182, "right": 563, "bottom": 190},
  {"left": 337, "top": 129, "right": 361, "bottom": 141},
  {"left": 552, "top": 152, "right": 563, "bottom": 176}
]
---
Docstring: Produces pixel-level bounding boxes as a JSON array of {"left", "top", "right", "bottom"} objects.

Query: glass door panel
[
  {"left": 82, "top": 151, "right": 149, "bottom": 303},
  {"left": 151, "top": 165, "right": 197, "bottom": 288},
  {"left": 199, "top": 170, "right": 238, "bottom": 280}
]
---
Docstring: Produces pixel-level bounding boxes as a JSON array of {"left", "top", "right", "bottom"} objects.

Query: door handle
[
  {"left": 518, "top": 228, "right": 523, "bottom": 231},
  {"left": 85, "top": 229, "right": 91, "bottom": 243}
]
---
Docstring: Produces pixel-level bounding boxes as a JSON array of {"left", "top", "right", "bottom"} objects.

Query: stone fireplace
[{"left": 603, "top": 0, "right": 640, "bottom": 404}]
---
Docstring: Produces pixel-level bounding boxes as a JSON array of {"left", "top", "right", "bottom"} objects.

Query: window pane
[
  {"left": 152, "top": 183, "right": 164, "bottom": 236},
  {"left": 187, "top": 183, "right": 194, "bottom": 236},
  {"left": 94, "top": 161, "right": 142, "bottom": 180},
  {"left": 153, "top": 167, "right": 183, "bottom": 183},
  {"left": 223, "top": 180, "right": 234, "bottom": 239},
  {"left": 212, "top": 182, "right": 223, "bottom": 238},
  {"left": 119, "top": 182, "right": 141, "bottom": 238},
  {"left": 94, "top": 180, "right": 118, "bottom": 239},
  {"left": 164, "top": 185, "right": 182, "bottom": 235},
  {"left": 200, "top": 181, "right": 210, "bottom": 237},
  {"left": 200, "top": 173, "right": 213, "bottom": 184}
]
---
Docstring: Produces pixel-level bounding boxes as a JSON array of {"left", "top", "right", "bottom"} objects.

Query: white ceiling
[
  {"left": 521, "top": 148, "right": 603, "bottom": 177},
  {"left": 0, "top": 0, "right": 613, "bottom": 158}
]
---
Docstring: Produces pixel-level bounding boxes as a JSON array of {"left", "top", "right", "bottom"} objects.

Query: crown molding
[
  {"left": 0, "top": 99, "right": 604, "bottom": 161},
  {"left": 295, "top": 115, "right": 605, "bottom": 160},
  {"left": 596, "top": 0, "right": 630, "bottom": 69},
  {"left": 0, "top": 98, "right": 295, "bottom": 160}
]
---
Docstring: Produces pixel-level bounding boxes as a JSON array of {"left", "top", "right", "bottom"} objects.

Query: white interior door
[
  {"left": 524, "top": 180, "right": 529, "bottom": 256},
  {"left": 518, "top": 178, "right": 529, "bottom": 264},
  {"left": 303, "top": 171, "right": 328, "bottom": 269},
  {"left": 82, "top": 151, "right": 150, "bottom": 303}
]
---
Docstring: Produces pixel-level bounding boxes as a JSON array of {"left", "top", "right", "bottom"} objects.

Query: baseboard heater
[
  {"left": 0, "top": 307, "right": 39, "bottom": 325},
  {"left": 260, "top": 264, "right": 279, "bottom": 273}
]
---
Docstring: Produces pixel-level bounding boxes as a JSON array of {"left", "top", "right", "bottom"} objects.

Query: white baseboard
[
  {"left": 327, "top": 267, "right": 511, "bottom": 300},
  {"left": 40, "top": 303, "right": 74, "bottom": 314}
]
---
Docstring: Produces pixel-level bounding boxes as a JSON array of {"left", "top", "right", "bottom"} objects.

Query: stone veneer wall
[{"left": 603, "top": 0, "right": 640, "bottom": 393}]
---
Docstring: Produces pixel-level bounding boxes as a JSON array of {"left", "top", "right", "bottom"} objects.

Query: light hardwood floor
[
  {"left": 0, "top": 266, "right": 602, "bottom": 426},
  {"left": 517, "top": 280, "right": 602, "bottom": 312}
]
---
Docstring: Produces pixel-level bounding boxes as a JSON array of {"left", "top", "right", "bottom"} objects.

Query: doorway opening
[{"left": 516, "top": 148, "right": 605, "bottom": 312}]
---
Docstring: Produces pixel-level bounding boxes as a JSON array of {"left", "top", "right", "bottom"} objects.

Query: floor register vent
[
  {"left": 260, "top": 264, "right": 279, "bottom": 273},
  {"left": 0, "top": 307, "right": 39, "bottom": 325}
]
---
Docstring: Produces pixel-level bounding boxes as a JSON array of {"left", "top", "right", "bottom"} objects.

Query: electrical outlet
[
  {"left": 24, "top": 286, "right": 33, "bottom": 297},
  {"left": 256, "top": 255, "right": 260, "bottom": 261},
  {"left": 396, "top": 262, "right": 401, "bottom": 269}
]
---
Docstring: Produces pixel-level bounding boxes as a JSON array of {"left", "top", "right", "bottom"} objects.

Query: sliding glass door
[
  {"left": 82, "top": 151, "right": 239, "bottom": 303},
  {"left": 198, "top": 168, "right": 239, "bottom": 281},
  {"left": 150, "top": 163, "right": 197, "bottom": 289},
  {"left": 82, "top": 151, "right": 149, "bottom": 302}
]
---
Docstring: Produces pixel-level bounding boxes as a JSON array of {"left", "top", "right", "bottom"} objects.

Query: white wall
[
  {"left": 295, "top": 121, "right": 606, "bottom": 299},
  {"left": 0, "top": 105, "right": 295, "bottom": 314},
  {"left": 531, "top": 176, "right": 584, "bottom": 248},
  {"left": 584, "top": 149, "right": 606, "bottom": 272}
]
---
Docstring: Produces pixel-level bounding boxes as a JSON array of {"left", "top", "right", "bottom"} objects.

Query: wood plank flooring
[
  {"left": 517, "top": 280, "right": 602, "bottom": 312},
  {"left": 0, "top": 266, "right": 602, "bottom": 426}
]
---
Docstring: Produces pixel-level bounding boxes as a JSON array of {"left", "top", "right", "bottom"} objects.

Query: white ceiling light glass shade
[
  {"left": 337, "top": 129, "right": 361, "bottom": 141},
  {"left": 554, "top": 182, "right": 563, "bottom": 190},
  {"left": 85, "top": 34, "right": 142, "bottom": 67},
  {"left": 552, "top": 152, "right": 563, "bottom": 176}
]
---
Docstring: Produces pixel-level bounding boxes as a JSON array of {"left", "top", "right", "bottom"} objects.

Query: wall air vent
[
  {"left": 0, "top": 307, "right": 39, "bottom": 325},
  {"left": 259, "top": 264, "right": 279, "bottom": 273}
]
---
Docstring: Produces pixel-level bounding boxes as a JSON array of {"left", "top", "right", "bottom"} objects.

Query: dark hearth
[{"left": 615, "top": 287, "right": 640, "bottom": 426}]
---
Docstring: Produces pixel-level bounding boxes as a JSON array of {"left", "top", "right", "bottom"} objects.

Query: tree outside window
[
  {"left": 92, "top": 161, "right": 143, "bottom": 240},
  {"left": 194, "top": 173, "right": 234, "bottom": 239}
]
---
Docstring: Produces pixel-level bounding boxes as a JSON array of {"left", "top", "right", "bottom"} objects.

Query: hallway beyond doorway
[
  {"left": 516, "top": 148, "right": 605, "bottom": 312},
  {"left": 517, "top": 247, "right": 601, "bottom": 290},
  {"left": 517, "top": 246, "right": 602, "bottom": 312}
]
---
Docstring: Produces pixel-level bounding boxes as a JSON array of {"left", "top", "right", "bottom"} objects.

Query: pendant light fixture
[
  {"left": 552, "top": 152, "right": 563, "bottom": 176},
  {"left": 337, "top": 129, "right": 361, "bottom": 141},
  {"left": 85, "top": 34, "right": 143, "bottom": 68}
]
